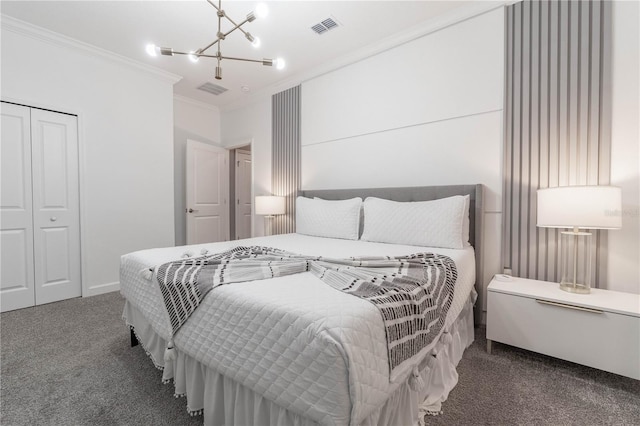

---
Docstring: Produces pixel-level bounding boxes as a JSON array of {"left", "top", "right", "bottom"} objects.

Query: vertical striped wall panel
[
  {"left": 271, "top": 85, "right": 301, "bottom": 234},
  {"left": 503, "top": 0, "right": 611, "bottom": 286}
]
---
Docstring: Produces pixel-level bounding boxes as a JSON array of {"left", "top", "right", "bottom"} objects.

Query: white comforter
[{"left": 120, "top": 234, "right": 475, "bottom": 425}]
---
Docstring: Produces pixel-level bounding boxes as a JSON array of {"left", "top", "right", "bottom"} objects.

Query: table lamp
[
  {"left": 537, "top": 185, "right": 622, "bottom": 294},
  {"left": 255, "top": 195, "right": 285, "bottom": 236}
]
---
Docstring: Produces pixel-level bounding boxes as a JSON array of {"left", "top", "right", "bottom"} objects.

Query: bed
[{"left": 120, "top": 184, "right": 484, "bottom": 426}]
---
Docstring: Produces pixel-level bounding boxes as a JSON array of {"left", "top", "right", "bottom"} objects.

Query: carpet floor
[{"left": 1, "top": 292, "right": 638, "bottom": 426}]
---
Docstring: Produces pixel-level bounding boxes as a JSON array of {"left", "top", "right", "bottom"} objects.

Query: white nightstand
[{"left": 487, "top": 275, "right": 640, "bottom": 380}]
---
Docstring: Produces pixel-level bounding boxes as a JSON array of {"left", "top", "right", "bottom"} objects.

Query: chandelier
[{"left": 146, "top": 0, "right": 285, "bottom": 80}]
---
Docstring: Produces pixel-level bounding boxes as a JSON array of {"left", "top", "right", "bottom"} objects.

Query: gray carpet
[{"left": 1, "top": 292, "right": 638, "bottom": 426}]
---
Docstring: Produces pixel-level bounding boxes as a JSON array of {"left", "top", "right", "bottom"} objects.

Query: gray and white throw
[{"left": 154, "top": 246, "right": 456, "bottom": 375}]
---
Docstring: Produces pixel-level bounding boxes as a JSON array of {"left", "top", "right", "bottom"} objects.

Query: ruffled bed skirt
[{"left": 122, "top": 297, "right": 475, "bottom": 426}]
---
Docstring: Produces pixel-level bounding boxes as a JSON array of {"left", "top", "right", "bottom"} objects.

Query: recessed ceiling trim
[{"left": 174, "top": 95, "right": 220, "bottom": 111}]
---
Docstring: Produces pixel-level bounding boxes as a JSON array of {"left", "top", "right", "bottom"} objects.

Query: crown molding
[
  {"left": 220, "top": 1, "right": 508, "bottom": 112},
  {"left": 173, "top": 94, "right": 220, "bottom": 112},
  {"left": 1, "top": 14, "right": 182, "bottom": 85}
]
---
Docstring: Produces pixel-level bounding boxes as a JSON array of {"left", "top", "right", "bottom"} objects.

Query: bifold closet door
[
  {"left": 1, "top": 103, "right": 36, "bottom": 311},
  {"left": 30, "top": 109, "right": 81, "bottom": 306},
  {"left": 0, "top": 103, "right": 81, "bottom": 312}
]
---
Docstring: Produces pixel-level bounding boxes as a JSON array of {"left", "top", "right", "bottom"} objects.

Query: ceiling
[{"left": 1, "top": 1, "right": 475, "bottom": 108}]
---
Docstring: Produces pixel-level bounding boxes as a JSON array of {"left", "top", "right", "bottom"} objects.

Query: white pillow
[
  {"left": 463, "top": 195, "right": 471, "bottom": 246},
  {"left": 296, "top": 197, "right": 362, "bottom": 240},
  {"left": 361, "top": 195, "right": 468, "bottom": 249}
]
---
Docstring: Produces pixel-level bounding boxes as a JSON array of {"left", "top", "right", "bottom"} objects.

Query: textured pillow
[
  {"left": 361, "top": 196, "right": 468, "bottom": 249},
  {"left": 463, "top": 195, "right": 471, "bottom": 246},
  {"left": 296, "top": 197, "right": 362, "bottom": 240},
  {"left": 316, "top": 197, "right": 366, "bottom": 238}
]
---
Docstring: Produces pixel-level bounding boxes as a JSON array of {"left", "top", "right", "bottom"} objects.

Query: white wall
[
  {"left": 219, "top": 2, "right": 637, "bottom": 304},
  {"left": 1, "top": 18, "right": 177, "bottom": 296},
  {"left": 173, "top": 95, "right": 221, "bottom": 246},
  {"left": 221, "top": 98, "right": 271, "bottom": 237},
  {"left": 174, "top": 95, "right": 221, "bottom": 142},
  {"left": 300, "top": 7, "right": 505, "bottom": 314},
  {"left": 608, "top": 0, "right": 640, "bottom": 294}
]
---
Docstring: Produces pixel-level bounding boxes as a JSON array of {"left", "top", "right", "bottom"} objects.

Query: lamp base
[
  {"left": 559, "top": 281, "right": 591, "bottom": 294},
  {"left": 559, "top": 229, "right": 592, "bottom": 295},
  {"left": 263, "top": 215, "right": 274, "bottom": 237}
]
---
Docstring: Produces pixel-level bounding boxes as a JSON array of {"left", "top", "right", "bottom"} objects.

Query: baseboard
[{"left": 85, "top": 281, "right": 120, "bottom": 297}]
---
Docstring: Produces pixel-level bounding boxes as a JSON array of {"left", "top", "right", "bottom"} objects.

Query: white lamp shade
[
  {"left": 537, "top": 186, "right": 622, "bottom": 229},
  {"left": 255, "top": 196, "right": 285, "bottom": 216}
]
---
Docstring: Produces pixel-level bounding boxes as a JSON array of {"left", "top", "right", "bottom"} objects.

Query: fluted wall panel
[
  {"left": 503, "top": 0, "right": 611, "bottom": 285},
  {"left": 271, "top": 85, "right": 301, "bottom": 234}
]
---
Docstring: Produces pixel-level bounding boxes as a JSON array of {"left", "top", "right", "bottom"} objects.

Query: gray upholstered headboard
[{"left": 301, "top": 184, "right": 485, "bottom": 325}]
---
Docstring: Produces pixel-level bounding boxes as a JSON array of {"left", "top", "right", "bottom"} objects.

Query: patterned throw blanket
[{"left": 154, "top": 246, "right": 457, "bottom": 376}]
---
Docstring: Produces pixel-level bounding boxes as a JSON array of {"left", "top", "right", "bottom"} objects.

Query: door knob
[
  {"left": 188, "top": 208, "right": 198, "bottom": 213},
  {"left": 50, "top": 217, "right": 57, "bottom": 222}
]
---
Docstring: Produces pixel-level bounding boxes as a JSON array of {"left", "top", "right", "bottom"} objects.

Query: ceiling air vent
[
  {"left": 311, "top": 17, "right": 339, "bottom": 35},
  {"left": 197, "top": 82, "right": 228, "bottom": 96}
]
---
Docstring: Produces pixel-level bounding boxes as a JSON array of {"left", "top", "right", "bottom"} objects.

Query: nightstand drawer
[{"left": 487, "top": 290, "right": 640, "bottom": 379}]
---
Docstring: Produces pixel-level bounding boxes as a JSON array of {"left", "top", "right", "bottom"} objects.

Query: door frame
[
  {"left": 234, "top": 148, "right": 252, "bottom": 240},
  {"left": 1, "top": 96, "right": 93, "bottom": 297},
  {"left": 225, "top": 138, "right": 254, "bottom": 238}
]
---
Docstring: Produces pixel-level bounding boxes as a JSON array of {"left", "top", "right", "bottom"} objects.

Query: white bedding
[{"left": 120, "top": 233, "right": 476, "bottom": 425}]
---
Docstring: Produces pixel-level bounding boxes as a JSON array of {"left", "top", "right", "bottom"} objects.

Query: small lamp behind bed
[
  {"left": 536, "top": 185, "right": 622, "bottom": 294},
  {"left": 255, "top": 195, "right": 285, "bottom": 236}
]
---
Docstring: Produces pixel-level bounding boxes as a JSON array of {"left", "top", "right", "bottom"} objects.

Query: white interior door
[
  {"left": 1, "top": 103, "right": 36, "bottom": 312},
  {"left": 31, "top": 109, "right": 81, "bottom": 305},
  {"left": 235, "top": 150, "right": 252, "bottom": 240},
  {"left": 186, "top": 140, "right": 229, "bottom": 244}
]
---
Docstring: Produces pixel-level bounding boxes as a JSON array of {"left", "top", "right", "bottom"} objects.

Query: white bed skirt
[{"left": 123, "top": 298, "right": 475, "bottom": 426}]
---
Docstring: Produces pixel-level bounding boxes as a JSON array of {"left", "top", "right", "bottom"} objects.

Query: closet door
[
  {"left": 30, "top": 109, "right": 81, "bottom": 305},
  {"left": 1, "top": 103, "right": 36, "bottom": 311}
]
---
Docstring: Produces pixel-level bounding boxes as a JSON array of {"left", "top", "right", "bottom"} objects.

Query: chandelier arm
[
  {"left": 204, "top": 0, "right": 249, "bottom": 38},
  {"left": 201, "top": 0, "right": 254, "bottom": 53},
  {"left": 169, "top": 50, "right": 217, "bottom": 59},
  {"left": 205, "top": 0, "right": 220, "bottom": 12},
  {"left": 217, "top": 6, "right": 223, "bottom": 58},
  {"left": 196, "top": 17, "right": 252, "bottom": 55},
  {"left": 169, "top": 50, "right": 198, "bottom": 56},
  {"left": 221, "top": 14, "right": 251, "bottom": 38},
  {"left": 219, "top": 55, "right": 270, "bottom": 64},
  {"left": 222, "top": 18, "right": 251, "bottom": 39},
  {"left": 198, "top": 39, "right": 221, "bottom": 55},
  {"left": 180, "top": 51, "right": 271, "bottom": 64}
]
